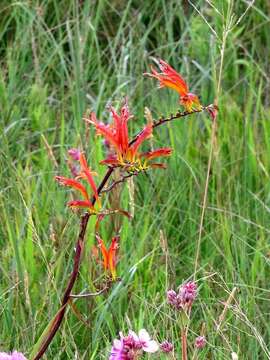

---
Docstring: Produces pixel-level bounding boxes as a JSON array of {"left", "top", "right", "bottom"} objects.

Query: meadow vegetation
[{"left": 0, "top": 0, "right": 270, "bottom": 358}]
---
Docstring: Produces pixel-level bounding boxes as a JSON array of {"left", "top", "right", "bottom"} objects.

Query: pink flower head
[
  {"left": 68, "top": 148, "right": 81, "bottom": 161},
  {"left": 179, "top": 281, "right": 197, "bottom": 305},
  {"left": 167, "top": 281, "right": 198, "bottom": 311},
  {"left": 0, "top": 352, "right": 27, "bottom": 360},
  {"left": 166, "top": 289, "right": 182, "bottom": 310},
  {"left": 160, "top": 341, "right": 174, "bottom": 353},
  {"left": 109, "top": 329, "right": 158, "bottom": 360},
  {"left": 195, "top": 336, "right": 206, "bottom": 349}
]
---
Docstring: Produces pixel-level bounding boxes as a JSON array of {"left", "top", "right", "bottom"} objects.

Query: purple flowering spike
[
  {"left": 160, "top": 340, "right": 174, "bottom": 353},
  {"left": 195, "top": 336, "right": 206, "bottom": 349}
]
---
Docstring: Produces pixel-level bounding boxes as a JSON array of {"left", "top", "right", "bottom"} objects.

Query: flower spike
[{"left": 145, "top": 59, "right": 202, "bottom": 112}]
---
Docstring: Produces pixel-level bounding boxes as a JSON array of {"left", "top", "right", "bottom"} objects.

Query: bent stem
[{"left": 33, "top": 107, "right": 209, "bottom": 359}]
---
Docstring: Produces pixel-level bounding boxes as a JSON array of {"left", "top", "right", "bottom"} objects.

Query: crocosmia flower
[
  {"left": 145, "top": 59, "right": 202, "bottom": 112},
  {"left": 0, "top": 352, "right": 27, "bottom": 360},
  {"left": 86, "top": 100, "right": 172, "bottom": 172},
  {"left": 55, "top": 150, "right": 100, "bottom": 212},
  {"left": 96, "top": 234, "right": 119, "bottom": 280}
]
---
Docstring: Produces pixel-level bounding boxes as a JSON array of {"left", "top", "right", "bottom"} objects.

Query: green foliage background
[{"left": 0, "top": 1, "right": 270, "bottom": 359}]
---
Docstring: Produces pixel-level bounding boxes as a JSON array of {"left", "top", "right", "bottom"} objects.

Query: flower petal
[
  {"left": 138, "top": 329, "right": 150, "bottom": 342},
  {"left": 142, "top": 340, "right": 159, "bottom": 353},
  {"left": 55, "top": 176, "right": 89, "bottom": 201},
  {"left": 129, "top": 124, "right": 152, "bottom": 157},
  {"left": 67, "top": 200, "right": 93, "bottom": 209},
  {"left": 140, "top": 147, "right": 172, "bottom": 160},
  {"left": 96, "top": 235, "right": 109, "bottom": 270},
  {"left": 79, "top": 153, "right": 100, "bottom": 204}
]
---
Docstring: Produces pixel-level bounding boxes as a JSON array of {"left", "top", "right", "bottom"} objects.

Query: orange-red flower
[
  {"left": 86, "top": 100, "right": 172, "bottom": 171},
  {"left": 145, "top": 59, "right": 202, "bottom": 112},
  {"left": 55, "top": 150, "right": 100, "bottom": 211},
  {"left": 96, "top": 234, "right": 119, "bottom": 280}
]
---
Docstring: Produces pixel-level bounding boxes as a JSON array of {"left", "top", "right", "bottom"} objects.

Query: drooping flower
[
  {"left": 195, "top": 336, "right": 206, "bottom": 349},
  {"left": 55, "top": 150, "right": 100, "bottom": 212},
  {"left": 145, "top": 59, "right": 202, "bottom": 112},
  {"left": 0, "top": 352, "right": 27, "bottom": 360},
  {"left": 160, "top": 340, "right": 174, "bottom": 353},
  {"left": 96, "top": 234, "right": 120, "bottom": 280},
  {"left": 86, "top": 100, "right": 172, "bottom": 172}
]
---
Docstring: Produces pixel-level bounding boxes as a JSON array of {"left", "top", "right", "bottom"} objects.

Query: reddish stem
[{"left": 181, "top": 328, "right": 188, "bottom": 360}]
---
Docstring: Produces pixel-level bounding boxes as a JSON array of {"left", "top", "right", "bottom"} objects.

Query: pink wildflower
[
  {"left": 179, "top": 281, "right": 197, "bottom": 305},
  {"left": 167, "top": 281, "right": 198, "bottom": 310},
  {"left": 160, "top": 341, "right": 174, "bottom": 353},
  {"left": 195, "top": 336, "right": 206, "bottom": 349},
  {"left": 109, "top": 329, "right": 158, "bottom": 359},
  {"left": 0, "top": 352, "right": 27, "bottom": 360},
  {"left": 109, "top": 337, "right": 129, "bottom": 360}
]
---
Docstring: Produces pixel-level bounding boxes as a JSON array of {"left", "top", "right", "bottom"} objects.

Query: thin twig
[
  {"left": 70, "top": 289, "right": 108, "bottom": 298},
  {"left": 100, "top": 172, "right": 138, "bottom": 193}
]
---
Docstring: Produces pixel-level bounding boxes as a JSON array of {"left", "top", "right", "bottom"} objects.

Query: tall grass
[{"left": 0, "top": 0, "right": 270, "bottom": 358}]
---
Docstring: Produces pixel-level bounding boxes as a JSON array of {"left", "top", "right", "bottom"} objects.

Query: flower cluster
[
  {"left": 109, "top": 329, "right": 158, "bottom": 359},
  {"left": 0, "top": 352, "right": 27, "bottom": 360},
  {"left": 167, "top": 281, "right": 197, "bottom": 310},
  {"left": 145, "top": 59, "right": 202, "bottom": 112},
  {"left": 87, "top": 100, "right": 172, "bottom": 172}
]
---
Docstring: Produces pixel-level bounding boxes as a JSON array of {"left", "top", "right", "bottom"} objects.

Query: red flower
[
  {"left": 145, "top": 59, "right": 202, "bottom": 112},
  {"left": 96, "top": 234, "right": 119, "bottom": 280},
  {"left": 55, "top": 150, "right": 100, "bottom": 211},
  {"left": 86, "top": 100, "right": 172, "bottom": 171}
]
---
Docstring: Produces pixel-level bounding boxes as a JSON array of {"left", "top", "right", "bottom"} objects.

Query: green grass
[{"left": 1, "top": 0, "right": 270, "bottom": 359}]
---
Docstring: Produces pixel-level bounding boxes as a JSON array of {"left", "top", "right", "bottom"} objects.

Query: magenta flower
[
  {"left": 68, "top": 148, "right": 81, "bottom": 161},
  {"left": 179, "top": 281, "right": 197, "bottom": 305},
  {"left": 195, "top": 336, "right": 206, "bottom": 349},
  {"left": 109, "top": 329, "right": 158, "bottom": 359},
  {"left": 160, "top": 341, "right": 174, "bottom": 353},
  {"left": 0, "top": 352, "right": 27, "bottom": 360},
  {"left": 109, "top": 337, "right": 129, "bottom": 360},
  {"left": 167, "top": 281, "right": 197, "bottom": 311}
]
